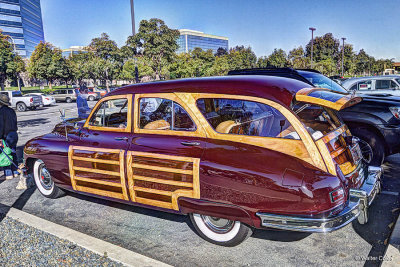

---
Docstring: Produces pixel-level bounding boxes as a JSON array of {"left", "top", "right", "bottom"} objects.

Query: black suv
[{"left": 228, "top": 68, "right": 400, "bottom": 165}]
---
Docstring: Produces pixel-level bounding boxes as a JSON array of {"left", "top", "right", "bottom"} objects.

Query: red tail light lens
[
  {"left": 30, "top": 98, "right": 33, "bottom": 103},
  {"left": 45, "top": 98, "right": 49, "bottom": 100},
  {"left": 330, "top": 188, "right": 344, "bottom": 203}
]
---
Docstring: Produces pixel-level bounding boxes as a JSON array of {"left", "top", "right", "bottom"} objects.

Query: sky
[{"left": 41, "top": 0, "right": 400, "bottom": 61}]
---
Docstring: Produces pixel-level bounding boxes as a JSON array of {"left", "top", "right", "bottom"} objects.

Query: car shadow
[
  {"left": 0, "top": 186, "right": 37, "bottom": 223},
  {"left": 17, "top": 118, "right": 49, "bottom": 128}
]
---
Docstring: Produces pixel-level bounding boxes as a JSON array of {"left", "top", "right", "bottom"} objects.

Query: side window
[
  {"left": 68, "top": 90, "right": 73, "bottom": 94},
  {"left": 375, "top": 80, "right": 391, "bottom": 90},
  {"left": 139, "top": 98, "right": 196, "bottom": 131},
  {"left": 390, "top": 81, "right": 399, "bottom": 89},
  {"left": 196, "top": 98, "right": 298, "bottom": 139},
  {"left": 89, "top": 98, "right": 128, "bottom": 128},
  {"left": 358, "top": 80, "right": 372, "bottom": 90},
  {"left": 350, "top": 84, "right": 357, "bottom": 91}
]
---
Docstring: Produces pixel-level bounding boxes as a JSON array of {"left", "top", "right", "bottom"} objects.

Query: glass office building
[
  {"left": 177, "top": 29, "right": 229, "bottom": 54},
  {"left": 62, "top": 46, "right": 87, "bottom": 58},
  {"left": 0, "top": 0, "right": 45, "bottom": 57}
]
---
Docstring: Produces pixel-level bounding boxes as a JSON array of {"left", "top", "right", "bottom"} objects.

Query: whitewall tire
[
  {"left": 33, "top": 160, "right": 64, "bottom": 198},
  {"left": 190, "top": 213, "right": 252, "bottom": 246}
]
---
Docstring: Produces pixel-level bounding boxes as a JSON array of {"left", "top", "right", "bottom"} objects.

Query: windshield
[
  {"left": 396, "top": 78, "right": 400, "bottom": 85},
  {"left": 293, "top": 102, "right": 342, "bottom": 140},
  {"left": 297, "top": 71, "right": 348, "bottom": 94}
]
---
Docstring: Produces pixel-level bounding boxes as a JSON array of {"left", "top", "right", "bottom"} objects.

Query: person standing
[
  {"left": 0, "top": 94, "right": 19, "bottom": 179},
  {"left": 76, "top": 85, "right": 91, "bottom": 119}
]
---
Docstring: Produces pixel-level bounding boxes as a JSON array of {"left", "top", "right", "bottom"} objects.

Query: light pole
[
  {"left": 341, "top": 37, "right": 346, "bottom": 77},
  {"left": 309, "top": 27, "right": 316, "bottom": 68},
  {"left": 7, "top": 36, "right": 21, "bottom": 91},
  {"left": 130, "top": 0, "right": 135, "bottom": 35}
]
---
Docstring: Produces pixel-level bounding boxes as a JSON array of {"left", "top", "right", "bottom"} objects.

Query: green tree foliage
[
  {"left": 0, "top": 32, "right": 25, "bottom": 90},
  {"left": 68, "top": 51, "right": 89, "bottom": 85},
  {"left": 305, "top": 33, "right": 340, "bottom": 62},
  {"left": 266, "top": 48, "right": 289, "bottom": 67},
  {"left": 288, "top": 46, "right": 309, "bottom": 69},
  {"left": 126, "top": 18, "right": 180, "bottom": 79},
  {"left": 87, "top": 33, "right": 121, "bottom": 89},
  {"left": 228, "top": 46, "right": 257, "bottom": 70},
  {"left": 120, "top": 57, "right": 153, "bottom": 81},
  {"left": 28, "top": 42, "right": 69, "bottom": 89}
]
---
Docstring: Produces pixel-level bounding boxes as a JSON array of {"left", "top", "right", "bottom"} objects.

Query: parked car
[
  {"left": 25, "top": 93, "right": 56, "bottom": 106},
  {"left": 50, "top": 89, "right": 77, "bottom": 103},
  {"left": 341, "top": 75, "right": 400, "bottom": 96},
  {"left": 85, "top": 91, "right": 100, "bottom": 101},
  {"left": 0, "top": 90, "right": 42, "bottom": 111},
  {"left": 88, "top": 87, "right": 108, "bottom": 97},
  {"left": 24, "top": 76, "right": 381, "bottom": 246},
  {"left": 229, "top": 68, "right": 400, "bottom": 165}
]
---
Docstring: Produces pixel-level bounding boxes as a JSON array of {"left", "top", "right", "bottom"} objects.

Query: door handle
[
  {"left": 181, "top": 141, "right": 200, "bottom": 146},
  {"left": 115, "top": 137, "right": 128, "bottom": 141}
]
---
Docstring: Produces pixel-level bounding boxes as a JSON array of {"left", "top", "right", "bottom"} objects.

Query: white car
[{"left": 25, "top": 93, "right": 56, "bottom": 106}]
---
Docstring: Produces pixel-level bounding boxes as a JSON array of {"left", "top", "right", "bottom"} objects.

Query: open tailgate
[{"left": 296, "top": 88, "right": 362, "bottom": 110}]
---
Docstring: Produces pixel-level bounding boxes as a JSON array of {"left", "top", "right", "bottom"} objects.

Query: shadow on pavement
[
  {"left": 18, "top": 118, "right": 49, "bottom": 128},
  {"left": 0, "top": 186, "right": 37, "bottom": 223}
]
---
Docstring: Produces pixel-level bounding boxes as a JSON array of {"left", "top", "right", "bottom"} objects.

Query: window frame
[
  {"left": 84, "top": 94, "right": 133, "bottom": 133},
  {"left": 134, "top": 93, "right": 206, "bottom": 137}
]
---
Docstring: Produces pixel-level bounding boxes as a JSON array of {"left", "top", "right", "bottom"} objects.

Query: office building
[
  {"left": 62, "top": 46, "right": 87, "bottom": 58},
  {"left": 177, "top": 29, "right": 229, "bottom": 54},
  {"left": 0, "top": 0, "right": 45, "bottom": 57}
]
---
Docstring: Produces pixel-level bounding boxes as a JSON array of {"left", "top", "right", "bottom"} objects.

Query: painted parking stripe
[{"left": 7, "top": 208, "right": 171, "bottom": 267}]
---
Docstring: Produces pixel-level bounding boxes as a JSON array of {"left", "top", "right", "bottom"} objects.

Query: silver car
[{"left": 342, "top": 75, "right": 400, "bottom": 96}]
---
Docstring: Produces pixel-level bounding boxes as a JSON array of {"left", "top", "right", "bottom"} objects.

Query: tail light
[
  {"left": 330, "top": 188, "right": 345, "bottom": 203},
  {"left": 389, "top": 107, "right": 400, "bottom": 119},
  {"left": 30, "top": 98, "right": 33, "bottom": 103},
  {"left": 45, "top": 98, "right": 49, "bottom": 100}
]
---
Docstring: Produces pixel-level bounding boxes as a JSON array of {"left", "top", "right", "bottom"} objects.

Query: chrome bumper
[{"left": 256, "top": 166, "right": 381, "bottom": 233}]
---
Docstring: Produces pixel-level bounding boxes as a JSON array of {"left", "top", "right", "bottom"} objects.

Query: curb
[
  {"left": 382, "top": 209, "right": 400, "bottom": 266},
  {"left": 7, "top": 208, "right": 172, "bottom": 267}
]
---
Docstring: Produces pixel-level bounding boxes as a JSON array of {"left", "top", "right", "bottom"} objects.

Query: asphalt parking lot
[{"left": 1, "top": 102, "right": 400, "bottom": 266}]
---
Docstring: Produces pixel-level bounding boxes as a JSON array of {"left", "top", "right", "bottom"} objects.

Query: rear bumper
[{"left": 256, "top": 166, "right": 381, "bottom": 233}]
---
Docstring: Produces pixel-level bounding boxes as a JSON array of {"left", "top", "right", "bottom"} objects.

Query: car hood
[{"left": 358, "top": 93, "right": 400, "bottom": 105}]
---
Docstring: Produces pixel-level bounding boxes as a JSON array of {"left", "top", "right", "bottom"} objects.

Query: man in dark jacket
[{"left": 0, "top": 94, "right": 19, "bottom": 179}]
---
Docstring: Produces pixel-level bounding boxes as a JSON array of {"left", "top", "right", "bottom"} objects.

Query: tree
[
  {"left": 126, "top": 18, "right": 180, "bottom": 80},
  {"left": 228, "top": 46, "right": 257, "bottom": 70},
  {"left": 305, "top": 33, "right": 340, "bottom": 64},
  {"left": 256, "top": 56, "right": 269, "bottom": 68},
  {"left": 120, "top": 57, "right": 153, "bottom": 82},
  {"left": 87, "top": 33, "right": 121, "bottom": 89},
  {"left": 0, "top": 32, "right": 24, "bottom": 90},
  {"left": 215, "top": 47, "right": 228, "bottom": 57},
  {"left": 28, "top": 42, "right": 58, "bottom": 89},
  {"left": 48, "top": 48, "right": 71, "bottom": 86},
  {"left": 68, "top": 51, "right": 89, "bottom": 85},
  {"left": 355, "top": 49, "right": 371, "bottom": 75},
  {"left": 288, "top": 46, "right": 309, "bottom": 69},
  {"left": 266, "top": 48, "right": 289, "bottom": 68},
  {"left": 205, "top": 55, "right": 230, "bottom": 76}
]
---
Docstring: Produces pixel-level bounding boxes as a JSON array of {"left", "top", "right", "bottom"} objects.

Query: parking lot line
[
  {"left": 7, "top": 207, "right": 172, "bottom": 267},
  {"left": 381, "top": 191, "right": 400, "bottom": 196}
]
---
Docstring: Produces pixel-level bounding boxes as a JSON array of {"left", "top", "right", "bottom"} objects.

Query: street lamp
[
  {"left": 6, "top": 36, "right": 21, "bottom": 91},
  {"left": 130, "top": 0, "right": 135, "bottom": 35},
  {"left": 341, "top": 37, "right": 346, "bottom": 77},
  {"left": 309, "top": 27, "right": 316, "bottom": 68}
]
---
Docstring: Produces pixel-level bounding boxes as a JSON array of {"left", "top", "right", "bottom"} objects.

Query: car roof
[
  {"left": 342, "top": 75, "right": 400, "bottom": 87},
  {"left": 108, "top": 75, "right": 312, "bottom": 108}
]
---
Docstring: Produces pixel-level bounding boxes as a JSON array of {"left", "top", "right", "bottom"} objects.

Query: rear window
[
  {"left": 12, "top": 91, "right": 22, "bottom": 97},
  {"left": 297, "top": 71, "right": 348, "bottom": 94},
  {"left": 308, "top": 91, "right": 343, "bottom": 103}
]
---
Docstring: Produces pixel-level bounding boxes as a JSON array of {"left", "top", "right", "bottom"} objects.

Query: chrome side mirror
[{"left": 59, "top": 109, "right": 66, "bottom": 122}]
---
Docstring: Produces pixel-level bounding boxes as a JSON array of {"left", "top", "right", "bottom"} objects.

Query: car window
[
  {"left": 197, "top": 98, "right": 298, "bottom": 139},
  {"left": 68, "top": 90, "right": 74, "bottom": 94},
  {"left": 358, "top": 80, "right": 372, "bottom": 90},
  {"left": 60, "top": 90, "right": 66, "bottom": 94},
  {"left": 12, "top": 91, "right": 22, "bottom": 97},
  {"left": 89, "top": 98, "right": 128, "bottom": 128},
  {"left": 391, "top": 81, "right": 399, "bottom": 89},
  {"left": 139, "top": 98, "right": 196, "bottom": 131},
  {"left": 375, "top": 80, "right": 391, "bottom": 90}
]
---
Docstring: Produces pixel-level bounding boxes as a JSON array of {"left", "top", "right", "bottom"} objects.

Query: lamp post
[
  {"left": 7, "top": 36, "right": 21, "bottom": 91},
  {"left": 130, "top": 0, "right": 135, "bottom": 35},
  {"left": 341, "top": 37, "right": 346, "bottom": 77},
  {"left": 309, "top": 27, "right": 316, "bottom": 68}
]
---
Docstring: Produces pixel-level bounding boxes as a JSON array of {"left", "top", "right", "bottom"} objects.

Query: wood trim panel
[
  {"left": 315, "top": 139, "right": 336, "bottom": 176},
  {"left": 68, "top": 146, "right": 129, "bottom": 201},
  {"left": 83, "top": 94, "right": 133, "bottom": 133},
  {"left": 176, "top": 93, "right": 326, "bottom": 172},
  {"left": 296, "top": 88, "right": 362, "bottom": 111},
  {"left": 126, "top": 151, "right": 201, "bottom": 211},
  {"left": 133, "top": 93, "right": 207, "bottom": 138}
]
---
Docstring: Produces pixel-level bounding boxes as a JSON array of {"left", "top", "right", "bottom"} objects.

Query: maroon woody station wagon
[{"left": 24, "top": 76, "right": 381, "bottom": 246}]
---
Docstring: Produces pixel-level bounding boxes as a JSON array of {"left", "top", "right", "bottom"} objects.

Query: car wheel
[
  {"left": 88, "top": 95, "right": 95, "bottom": 101},
  {"left": 351, "top": 128, "right": 385, "bottom": 166},
  {"left": 33, "top": 160, "right": 65, "bottom": 198},
  {"left": 16, "top": 102, "right": 27, "bottom": 112},
  {"left": 190, "top": 213, "right": 253, "bottom": 246},
  {"left": 65, "top": 97, "right": 72, "bottom": 103}
]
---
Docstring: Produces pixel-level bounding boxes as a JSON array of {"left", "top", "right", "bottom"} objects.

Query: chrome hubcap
[
  {"left": 358, "top": 139, "right": 373, "bottom": 164},
  {"left": 39, "top": 165, "right": 53, "bottom": 190},
  {"left": 200, "top": 215, "right": 235, "bottom": 234}
]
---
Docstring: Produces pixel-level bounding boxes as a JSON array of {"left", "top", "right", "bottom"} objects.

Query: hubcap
[
  {"left": 358, "top": 139, "right": 373, "bottom": 164},
  {"left": 39, "top": 165, "right": 53, "bottom": 190},
  {"left": 200, "top": 215, "right": 235, "bottom": 234}
]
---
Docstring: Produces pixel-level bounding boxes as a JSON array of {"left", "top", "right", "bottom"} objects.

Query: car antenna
[{"left": 59, "top": 109, "right": 68, "bottom": 141}]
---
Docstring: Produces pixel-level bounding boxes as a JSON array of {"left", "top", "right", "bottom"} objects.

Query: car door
[
  {"left": 127, "top": 93, "right": 206, "bottom": 210},
  {"left": 374, "top": 79, "right": 397, "bottom": 95},
  {"left": 68, "top": 95, "right": 133, "bottom": 201}
]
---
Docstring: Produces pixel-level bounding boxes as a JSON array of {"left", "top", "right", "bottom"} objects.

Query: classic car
[{"left": 24, "top": 76, "right": 381, "bottom": 246}]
